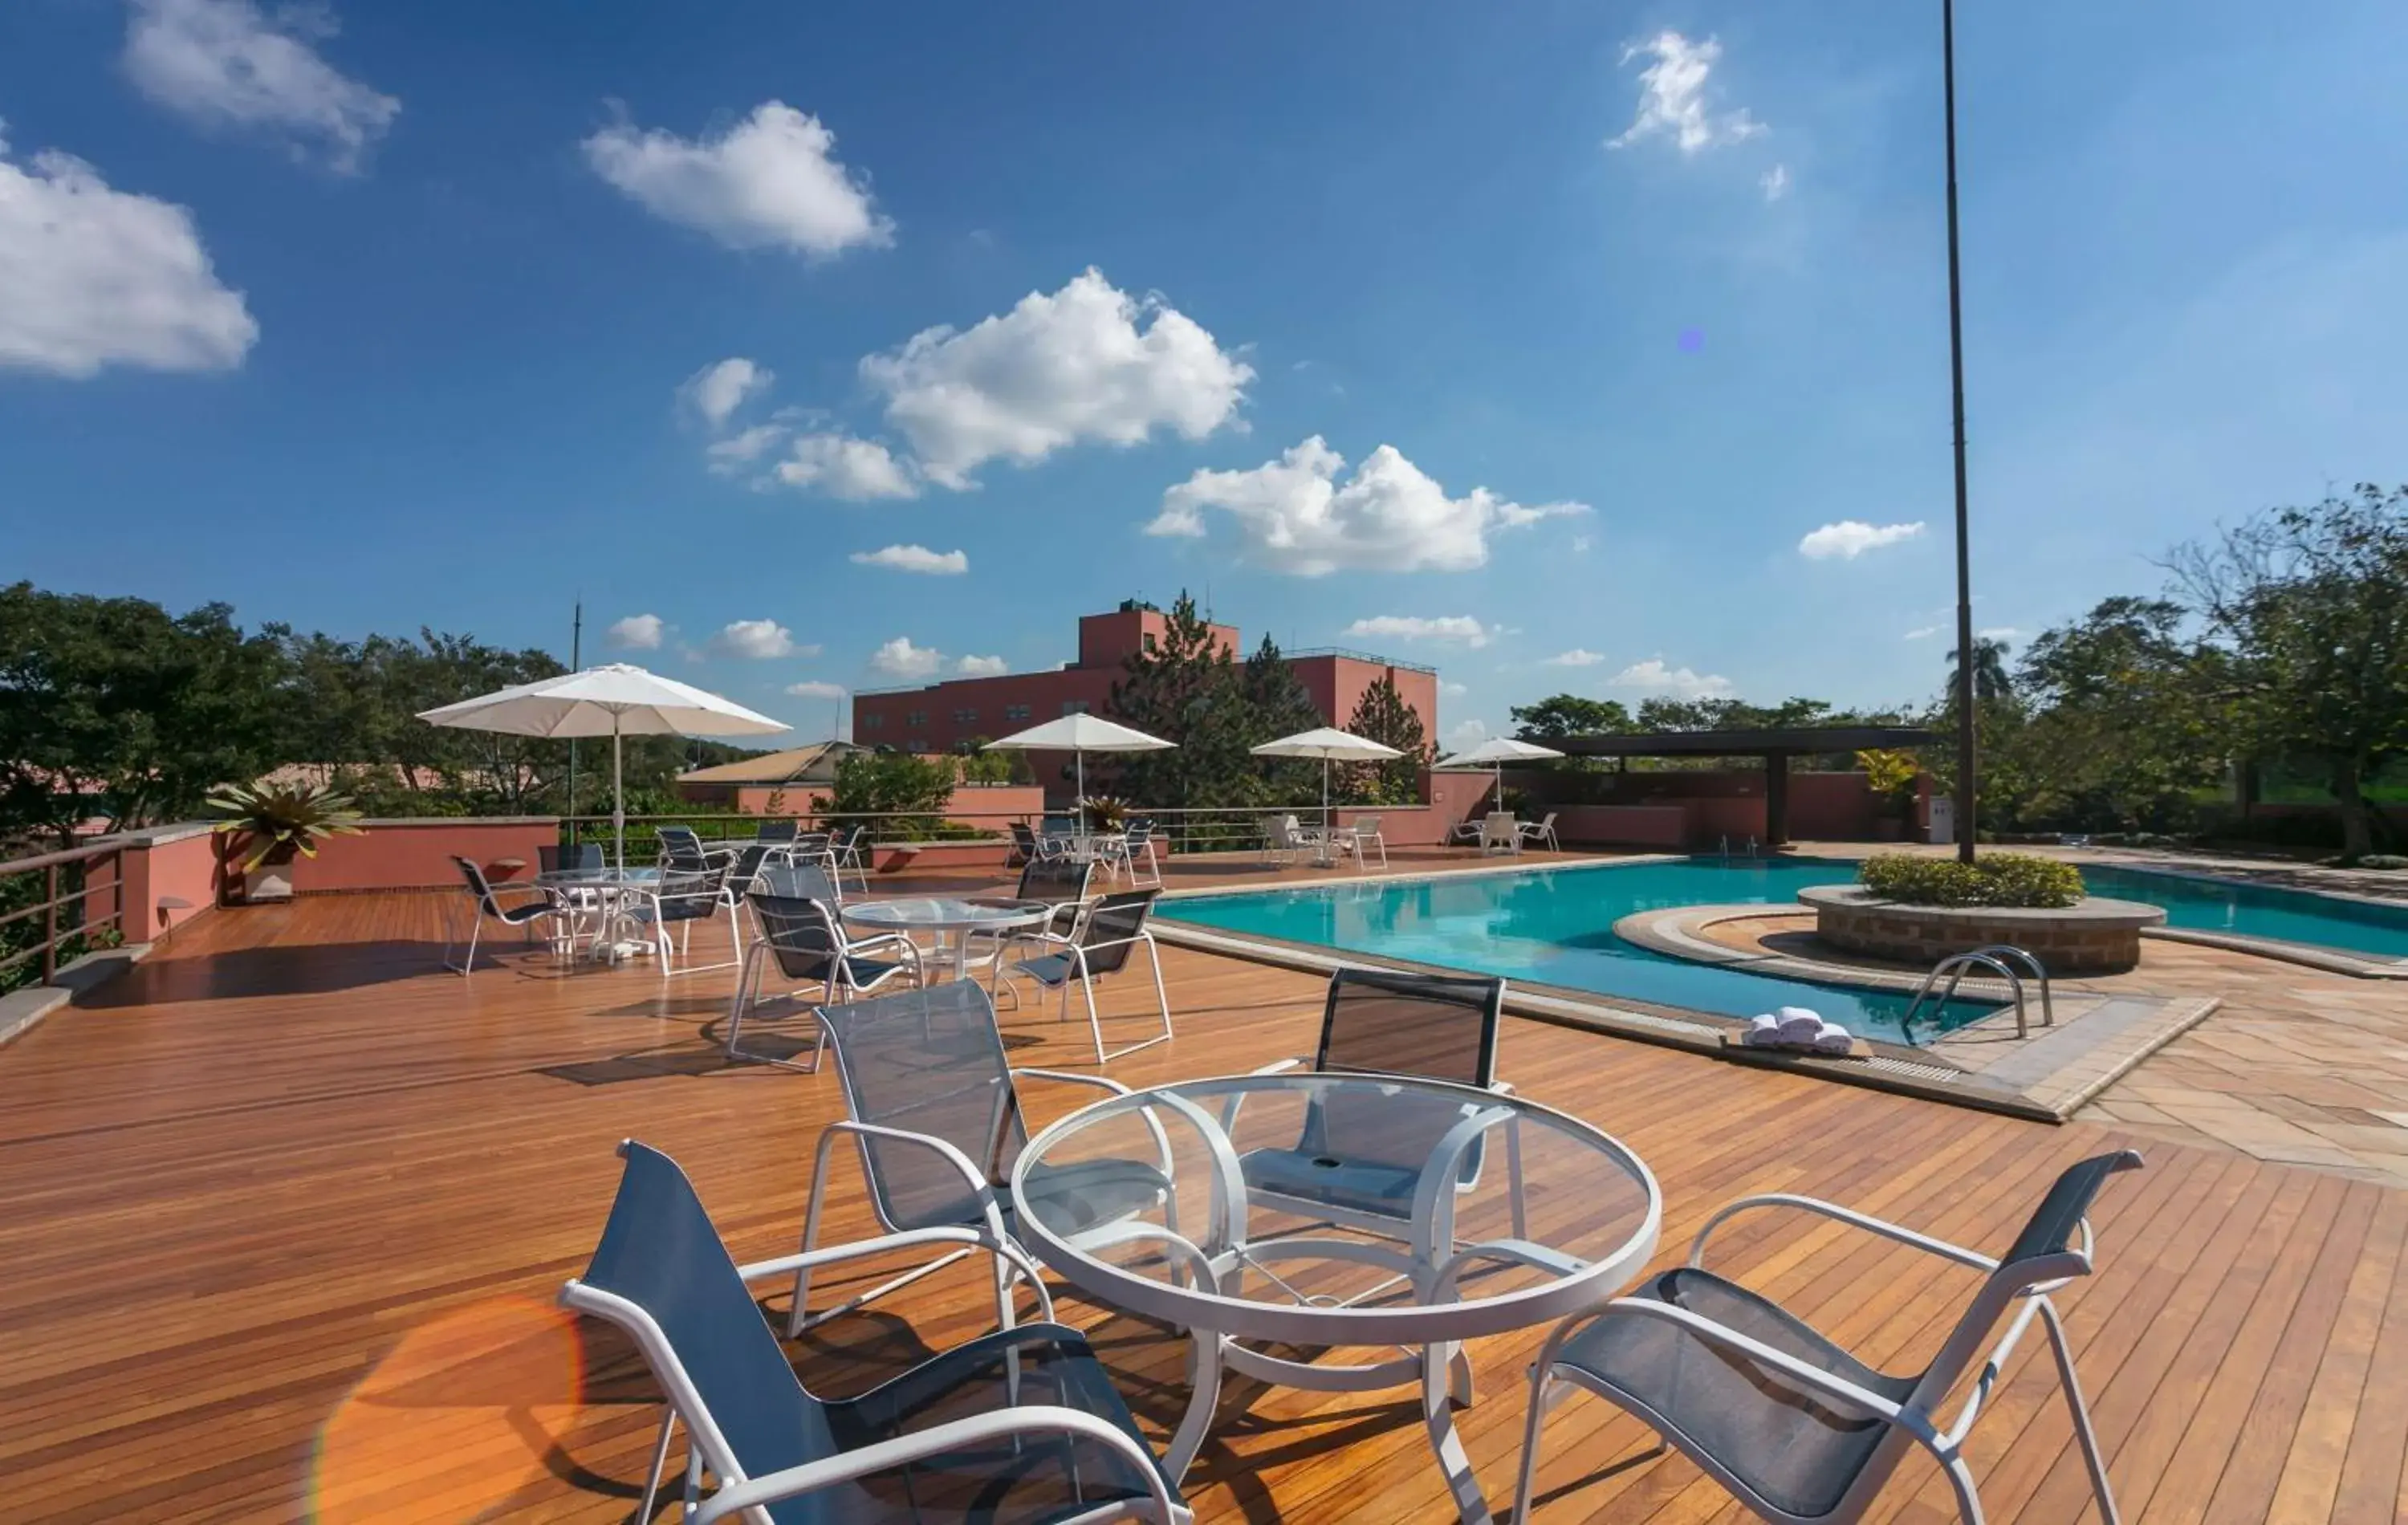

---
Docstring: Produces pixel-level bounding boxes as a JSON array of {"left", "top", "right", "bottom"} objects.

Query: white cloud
[
  {"left": 606, "top": 613, "right": 665, "bottom": 651},
  {"left": 1151, "top": 437, "right": 1586, "bottom": 576},
  {"left": 1442, "top": 718, "right": 1491, "bottom": 753},
  {"left": 1903, "top": 626, "right": 1939, "bottom": 640},
  {"left": 956, "top": 654, "right": 1008, "bottom": 677},
  {"left": 774, "top": 433, "right": 919, "bottom": 500},
  {"left": 851, "top": 544, "right": 968, "bottom": 575},
  {"left": 1544, "top": 649, "right": 1608, "bottom": 667},
  {"left": 1440, "top": 681, "right": 1470, "bottom": 698},
  {"left": 784, "top": 679, "right": 846, "bottom": 699},
  {"left": 1609, "top": 659, "right": 1733, "bottom": 698},
  {"left": 863, "top": 268, "right": 1251, "bottom": 490},
  {"left": 1341, "top": 615, "right": 1494, "bottom": 647},
  {"left": 1798, "top": 519, "right": 1926, "bottom": 559},
  {"left": 124, "top": 0, "right": 398, "bottom": 173},
  {"left": 0, "top": 130, "right": 258, "bottom": 377},
  {"left": 1608, "top": 31, "right": 1765, "bottom": 156},
  {"left": 1760, "top": 164, "right": 1792, "bottom": 201},
  {"left": 705, "top": 423, "right": 787, "bottom": 473},
  {"left": 1978, "top": 627, "right": 2020, "bottom": 640},
  {"left": 711, "top": 619, "right": 811, "bottom": 660},
  {"left": 868, "top": 636, "right": 944, "bottom": 679},
  {"left": 583, "top": 101, "right": 892, "bottom": 258},
  {"left": 681, "top": 356, "right": 772, "bottom": 430}
]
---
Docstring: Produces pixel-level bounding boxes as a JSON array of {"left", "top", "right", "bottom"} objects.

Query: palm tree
[{"left": 1946, "top": 636, "right": 2013, "bottom": 704}]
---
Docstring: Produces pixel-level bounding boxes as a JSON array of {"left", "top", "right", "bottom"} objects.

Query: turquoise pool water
[
  {"left": 2082, "top": 865, "right": 2408, "bottom": 961},
  {"left": 1160, "top": 858, "right": 1987, "bottom": 1042}
]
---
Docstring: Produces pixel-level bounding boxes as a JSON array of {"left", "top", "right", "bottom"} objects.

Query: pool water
[
  {"left": 2082, "top": 865, "right": 2408, "bottom": 961},
  {"left": 1161, "top": 858, "right": 1989, "bottom": 1043}
]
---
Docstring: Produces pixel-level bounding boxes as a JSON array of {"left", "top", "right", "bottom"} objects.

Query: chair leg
[
  {"left": 637, "top": 1404, "right": 677, "bottom": 1525},
  {"left": 2043, "top": 1297, "right": 2120, "bottom": 1524},
  {"left": 1511, "top": 1368, "right": 1561, "bottom": 1525}
]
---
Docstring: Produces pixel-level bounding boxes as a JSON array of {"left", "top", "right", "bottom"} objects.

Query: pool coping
[
  {"left": 1146, "top": 917, "right": 2068, "bottom": 1123},
  {"left": 1155, "top": 852, "right": 1686, "bottom": 903}
]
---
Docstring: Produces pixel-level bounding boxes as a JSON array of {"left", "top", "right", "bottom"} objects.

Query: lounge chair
[
  {"left": 1513, "top": 1150, "right": 2146, "bottom": 1525},
  {"left": 723, "top": 889, "right": 922, "bottom": 1071},
  {"left": 559, "top": 1141, "right": 1186, "bottom": 1525},
  {"left": 442, "top": 856, "right": 567, "bottom": 974},
  {"left": 1516, "top": 811, "right": 1561, "bottom": 852},
  {"left": 1448, "top": 817, "right": 1487, "bottom": 847},
  {"left": 1328, "top": 815, "right": 1389, "bottom": 872},
  {"left": 796, "top": 980, "right": 1177, "bottom": 1336},
  {"left": 1001, "top": 889, "right": 1173, "bottom": 1065}
]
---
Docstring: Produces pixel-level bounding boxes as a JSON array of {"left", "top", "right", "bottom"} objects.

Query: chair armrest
[
  {"left": 1688, "top": 1193, "right": 1997, "bottom": 1274},
  {"left": 737, "top": 1226, "right": 1051, "bottom": 1316},
  {"left": 1250, "top": 1056, "right": 1306, "bottom": 1076},
  {"left": 693, "top": 1404, "right": 1180, "bottom": 1525},
  {"left": 844, "top": 931, "right": 922, "bottom": 964},
  {"left": 1011, "top": 1068, "right": 1133, "bottom": 1096},
  {"left": 824, "top": 1120, "right": 994, "bottom": 1206}
]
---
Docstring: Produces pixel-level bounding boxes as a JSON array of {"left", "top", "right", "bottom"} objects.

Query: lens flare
[{"left": 311, "top": 1295, "right": 584, "bottom": 1522}]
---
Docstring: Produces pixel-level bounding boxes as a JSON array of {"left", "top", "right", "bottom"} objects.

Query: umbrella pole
[
  {"left": 1321, "top": 757, "right": 1332, "bottom": 868},
  {"left": 612, "top": 714, "right": 625, "bottom": 874},
  {"left": 1076, "top": 752, "right": 1086, "bottom": 820}
]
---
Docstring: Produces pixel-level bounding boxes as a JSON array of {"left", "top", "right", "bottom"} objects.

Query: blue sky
[{"left": 5, "top": 0, "right": 2405, "bottom": 751}]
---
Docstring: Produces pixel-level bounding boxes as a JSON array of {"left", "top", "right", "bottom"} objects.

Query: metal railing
[
  {"left": 1900, "top": 944, "right": 2053, "bottom": 1047},
  {"left": 558, "top": 803, "right": 1409, "bottom": 864},
  {"left": 0, "top": 837, "right": 132, "bottom": 993}
]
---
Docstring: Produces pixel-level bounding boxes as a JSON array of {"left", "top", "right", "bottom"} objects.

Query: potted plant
[
  {"left": 208, "top": 780, "right": 366, "bottom": 904},
  {"left": 1855, "top": 748, "right": 1921, "bottom": 843},
  {"left": 1081, "top": 795, "right": 1128, "bottom": 832}
]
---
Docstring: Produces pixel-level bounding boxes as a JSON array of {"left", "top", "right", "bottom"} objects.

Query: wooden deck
[{"left": 2, "top": 889, "right": 2403, "bottom": 1523}]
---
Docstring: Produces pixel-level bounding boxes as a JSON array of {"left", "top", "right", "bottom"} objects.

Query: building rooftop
[{"left": 673, "top": 738, "right": 860, "bottom": 784}]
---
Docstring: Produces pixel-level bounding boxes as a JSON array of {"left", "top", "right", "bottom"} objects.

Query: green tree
[
  {"left": 1239, "top": 635, "right": 1323, "bottom": 802},
  {"left": 1107, "top": 593, "right": 1251, "bottom": 808},
  {"left": 1508, "top": 694, "right": 1633, "bottom": 740},
  {"left": 0, "top": 584, "right": 285, "bottom": 846},
  {"left": 2009, "top": 597, "right": 2228, "bottom": 832},
  {"left": 1344, "top": 673, "right": 1431, "bottom": 804},
  {"left": 820, "top": 750, "right": 957, "bottom": 837},
  {"left": 1946, "top": 636, "right": 2015, "bottom": 705},
  {"left": 2172, "top": 484, "right": 2408, "bottom": 858}
]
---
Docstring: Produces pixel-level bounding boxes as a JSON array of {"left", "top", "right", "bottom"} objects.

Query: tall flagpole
[
  {"left": 1942, "top": 0, "right": 1979, "bottom": 864},
  {"left": 567, "top": 598, "right": 581, "bottom": 850}
]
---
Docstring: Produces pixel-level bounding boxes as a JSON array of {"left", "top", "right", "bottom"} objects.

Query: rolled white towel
[
  {"left": 1811, "top": 1021, "right": 1853, "bottom": 1055},
  {"left": 1744, "top": 1013, "right": 1782, "bottom": 1047},
  {"left": 1775, "top": 1007, "right": 1824, "bottom": 1044}
]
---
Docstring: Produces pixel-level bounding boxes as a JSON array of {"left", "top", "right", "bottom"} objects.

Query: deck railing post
[{"left": 43, "top": 862, "right": 59, "bottom": 984}]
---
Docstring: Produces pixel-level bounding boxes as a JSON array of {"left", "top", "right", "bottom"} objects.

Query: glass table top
[{"left": 839, "top": 896, "right": 1053, "bottom": 930}]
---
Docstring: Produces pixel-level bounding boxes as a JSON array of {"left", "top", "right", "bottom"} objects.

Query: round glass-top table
[
  {"left": 1011, "top": 1072, "right": 1661, "bottom": 1522},
  {"left": 533, "top": 866, "right": 663, "bottom": 960},
  {"left": 839, "top": 896, "right": 1055, "bottom": 979}
]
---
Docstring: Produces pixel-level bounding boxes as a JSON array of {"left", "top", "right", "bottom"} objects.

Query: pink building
[{"left": 852, "top": 603, "right": 1440, "bottom": 798}]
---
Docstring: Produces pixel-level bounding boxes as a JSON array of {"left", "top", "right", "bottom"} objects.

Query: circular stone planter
[{"left": 1797, "top": 884, "right": 2166, "bottom": 975}]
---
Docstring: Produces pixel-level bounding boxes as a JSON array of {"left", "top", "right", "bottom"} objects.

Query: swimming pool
[
  {"left": 2081, "top": 864, "right": 2408, "bottom": 961},
  {"left": 1160, "top": 858, "right": 1989, "bottom": 1043}
]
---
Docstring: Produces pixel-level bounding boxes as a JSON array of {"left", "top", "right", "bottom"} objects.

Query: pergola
[{"left": 1548, "top": 726, "right": 1935, "bottom": 847}]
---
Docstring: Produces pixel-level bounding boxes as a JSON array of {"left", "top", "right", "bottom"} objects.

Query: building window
[
  {"left": 1143, "top": 632, "right": 1157, "bottom": 652},
  {"left": 861, "top": 713, "right": 885, "bottom": 730},
  {"left": 907, "top": 710, "right": 928, "bottom": 726},
  {"left": 906, "top": 738, "right": 927, "bottom": 753},
  {"left": 953, "top": 707, "right": 978, "bottom": 724},
  {"left": 1003, "top": 703, "right": 1031, "bottom": 722},
  {"left": 1062, "top": 699, "right": 1090, "bottom": 716}
]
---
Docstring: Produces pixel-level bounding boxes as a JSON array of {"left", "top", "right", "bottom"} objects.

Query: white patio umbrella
[
  {"left": 982, "top": 714, "right": 1176, "bottom": 809},
  {"left": 417, "top": 663, "right": 788, "bottom": 871},
  {"left": 1434, "top": 735, "right": 1565, "bottom": 809},
  {"left": 1251, "top": 727, "right": 1404, "bottom": 861}
]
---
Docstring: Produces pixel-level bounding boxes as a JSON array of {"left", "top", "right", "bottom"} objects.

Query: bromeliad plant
[{"left": 206, "top": 779, "right": 367, "bottom": 873}]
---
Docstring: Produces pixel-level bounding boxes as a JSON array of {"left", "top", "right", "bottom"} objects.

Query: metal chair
[
  {"left": 1000, "top": 889, "right": 1173, "bottom": 1066},
  {"left": 830, "top": 823, "right": 872, "bottom": 893},
  {"left": 1328, "top": 815, "right": 1389, "bottom": 872},
  {"left": 442, "top": 856, "right": 567, "bottom": 974},
  {"left": 560, "top": 1141, "right": 1186, "bottom": 1525},
  {"left": 1513, "top": 1150, "right": 2146, "bottom": 1525},
  {"left": 1121, "top": 817, "right": 1163, "bottom": 887},
  {"left": 1516, "top": 811, "right": 1561, "bottom": 852},
  {"left": 1237, "top": 968, "right": 1514, "bottom": 1237},
  {"left": 754, "top": 818, "right": 799, "bottom": 845},
  {"left": 630, "top": 860, "right": 745, "bottom": 978},
  {"left": 796, "top": 981, "right": 1176, "bottom": 1336},
  {"left": 724, "top": 889, "right": 921, "bottom": 1072}
]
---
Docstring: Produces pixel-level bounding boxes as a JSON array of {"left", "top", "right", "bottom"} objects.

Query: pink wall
[
  {"left": 284, "top": 819, "right": 558, "bottom": 894},
  {"left": 96, "top": 825, "right": 224, "bottom": 941},
  {"left": 1555, "top": 806, "right": 1688, "bottom": 848}
]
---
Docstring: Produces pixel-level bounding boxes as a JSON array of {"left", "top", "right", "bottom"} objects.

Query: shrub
[
  {"left": 1860, "top": 852, "right": 2086, "bottom": 909},
  {"left": 2356, "top": 855, "right": 2408, "bottom": 871}
]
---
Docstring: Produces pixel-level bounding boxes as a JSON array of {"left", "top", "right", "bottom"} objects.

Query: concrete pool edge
[
  {"left": 1153, "top": 852, "right": 1687, "bottom": 902},
  {"left": 1147, "top": 917, "right": 2068, "bottom": 1124}
]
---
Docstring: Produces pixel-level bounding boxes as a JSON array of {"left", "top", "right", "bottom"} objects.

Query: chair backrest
[
  {"left": 758, "top": 860, "right": 841, "bottom": 905},
  {"left": 1010, "top": 821, "right": 1039, "bottom": 856},
  {"left": 451, "top": 856, "right": 506, "bottom": 918},
  {"left": 1352, "top": 815, "right": 1381, "bottom": 837},
  {"left": 1042, "top": 814, "right": 1077, "bottom": 839},
  {"left": 565, "top": 1143, "right": 843, "bottom": 1519},
  {"left": 657, "top": 826, "right": 710, "bottom": 872},
  {"left": 1067, "top": 889, "right": 1159, "bottom": 977},
  {"left": 1016, "top": 856, "right": 1094, "bottom": 905},
  {"left": 1304, "top": 968, "right": 1507, "bottom": 1186},
  {"left": 755, "top": 819, "right": 799, "bottom": 844},
  {"left": 815, "top": 982, "right": 1027, "bottom": 1232},
  {"left": 726, "top": 842, "right": 774, "bottom": 890},
  {"left": 1539, "top": 811, "right": 1558, "bottom": 828},
  {"left": 746, "top": 892, "right": 846, "bottom": 983}
]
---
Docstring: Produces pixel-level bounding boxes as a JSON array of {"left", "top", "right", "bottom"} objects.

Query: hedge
[{"left": 1859, "top": 852, "right": 2086, "bottom": 909}]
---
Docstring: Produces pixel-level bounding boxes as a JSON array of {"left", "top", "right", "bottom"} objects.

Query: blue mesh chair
[
  {"left": 559, "top": 1141, "right": 1186, "bottom": 1525},
  {"left": 1000, "top": 889, "right": 1172, "bottom": 1066},
  {"left": 442, "top": 856, "right": 568, "bottom": 974},
  {"left": 724, "top": 889, "right": 920, "bottom": 1072},
  {"left": 1513, "top": 1150, "right": 2146, "bottom": 1525},
  {"left": 828, "top": 824, "right": 872, "bottom": 894},
  {"left": 793, "top": 981, "right": 1173, "bottom": 1338},
  {"left": 755, "top": 818, "right": 800, "bottom": 845},
  {"left": 1235, "top": 968, "right": 1511, "bottom": 1230}
]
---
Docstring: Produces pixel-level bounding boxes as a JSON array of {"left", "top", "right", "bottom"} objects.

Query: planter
[
  {"left": 242, "top": 859, "right": 297, "bottom": 904},
  {"left": 1798, "top": 884, "right": 2166, "bottom": 975}
]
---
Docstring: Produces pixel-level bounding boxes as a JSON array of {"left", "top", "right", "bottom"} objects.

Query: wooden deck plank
[{"left": 0, "top": 889, "right": 2402, "bottom": 1523}]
